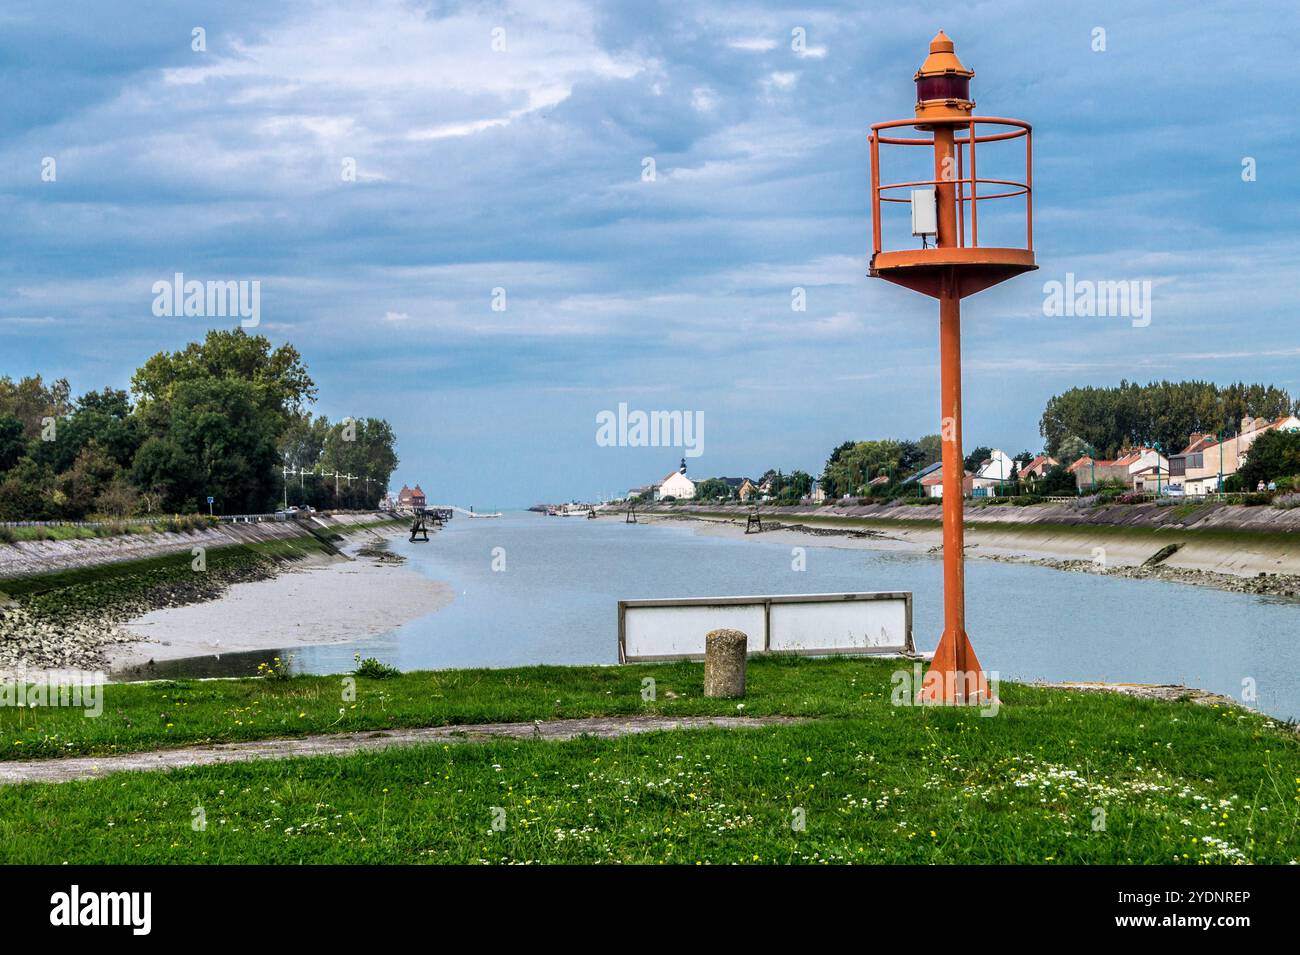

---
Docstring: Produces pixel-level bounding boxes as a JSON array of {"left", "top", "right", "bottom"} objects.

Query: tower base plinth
[{"left": 917, "top": 628, "right": 997, "bottom": 705}]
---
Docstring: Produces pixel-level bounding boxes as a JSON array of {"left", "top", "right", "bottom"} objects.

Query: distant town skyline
[{"left": 3, "top": 1, "right": 1296, "bottom": 507}]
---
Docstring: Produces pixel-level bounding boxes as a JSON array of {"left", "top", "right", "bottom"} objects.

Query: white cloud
[
  {"left": 161, "top": 0, "right": 645, "bottom": 150},
  {"left": 728, "top": 37, "right": 777, "bottom": 52},
  {"left": 764, "top": 71, "right": 799, "bottom": 92},
  {"left": 691, "top": 86, "right": 719, "bottom": 113}
]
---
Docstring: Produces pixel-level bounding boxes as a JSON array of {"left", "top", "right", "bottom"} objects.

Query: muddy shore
[
  {"left": 0, "top": 525, "right": 453, "bottom": 677},
  {"left": 107, "top": 535, "right": 453, "bottom": 673}
]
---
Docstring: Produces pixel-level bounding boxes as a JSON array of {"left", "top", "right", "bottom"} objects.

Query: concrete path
[{"left": 0, "top": 715, "right": 799, "bottom": 785}]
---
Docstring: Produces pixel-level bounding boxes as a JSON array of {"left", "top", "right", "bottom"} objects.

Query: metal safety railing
[{"left": 868, "top": 117, "right": 1033, "bottom": 255}]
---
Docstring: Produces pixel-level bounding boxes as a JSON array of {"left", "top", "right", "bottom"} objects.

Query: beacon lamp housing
[
  {"left": 869, "top": 34, "right": 1036, "bottom": 297},
  {"left": 914, "top": 30, "right": 975, "bottom": 124}
]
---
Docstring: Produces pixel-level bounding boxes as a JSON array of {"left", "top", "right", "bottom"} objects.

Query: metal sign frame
[{"left": 617, "top": 591, "right": 914, "bottom": 663}]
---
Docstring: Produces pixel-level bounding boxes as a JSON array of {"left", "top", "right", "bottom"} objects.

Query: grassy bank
[
  {"left": 0, "top": 513, "right": 402, "bottom": 548},
  {"left": 0, "top": 658, "right": 1296, "bottom": 864},
  {"left": 0, "top": 514, "right": 215, "bottom": 544},
  {"left": 0, "top": 519, "right": 407, "bottom": 613},
  {"left": 0, "top": 535, "right": 332, "bottom": 620}
]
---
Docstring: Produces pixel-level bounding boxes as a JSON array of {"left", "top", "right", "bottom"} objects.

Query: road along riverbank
[{"left": 614, "top": 505, "right": 1300, "bottom": 599}]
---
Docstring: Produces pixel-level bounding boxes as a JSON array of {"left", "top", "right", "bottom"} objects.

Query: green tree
[
  {"left": 1056, "top": 434, "right": 1089, "bottom": 465},
  {"left": 56, "top": 443, "right": 120, "bottom": 519},
  {"left": 1040, "top": 379, "right": 1293, "bottom": 458},
  {"left": 0, "top": 459, "right": 55, "bottom": 521},
  {"left": 0, "top": 415, "right": 25, "bottom": 472},
  {"left": 914, "top": 435, "right": 943, "bottom": 471},
  {"left": 33, "top": 388, "right": 141, "bottom": 473},
  {"left": 95, "top": 477, "right": 140, "bottom": 518},
  {"left": 963, "top": 446, "right": 993, "bottom": 473},
  {"left": 0, "top": 374, "right": 72, "bottom": 438},
  {"left": 132, "top": 329, "right": 315, "bottom": 436},
  {"left": 821, "top": 440, "right": 907, "bottom": 497},
  {"left": 279, "top": 413, "right": 330, "bottom": 473},
  {"left": 1239, "top": 429, "right": 1300, "bottom": 489},
  {"left": 782, "top": 470, "right": 813, "bottom": 500},
  {"left": 1038, "top": 464, "right": 1078, "bottom": 496},
  {"left": 320, "top": 417, "right": 399, "bottom": 508},
  {"left": 695, "top": 478, "right": 731, "bottom": 501},
  {"left": 133, "top": 377, "right": 279, "bottom": 513}
]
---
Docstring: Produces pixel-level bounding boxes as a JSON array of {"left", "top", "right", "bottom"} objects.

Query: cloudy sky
[{"left": 2, "top": 0, "right": 1296, "bottom": 506}]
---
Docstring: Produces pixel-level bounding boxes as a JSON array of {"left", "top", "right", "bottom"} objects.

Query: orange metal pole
[
  {"left": 967, "top": 122, "right": 978, "bottom": 247},
  {"left": 869, "top": 134, "right": 881, "bottom": 253},
  {"left": 920, "top": 124, "right": 990, "bottom": 705},
  {"left": 956, "top": 135, "right": 965, "bottom": 247},
  {"left": 934, "top": 126, "right": 957, "bottom": 247},
  {"left": 1025, "top": 129, "right": 1034, "bottom": 250}
]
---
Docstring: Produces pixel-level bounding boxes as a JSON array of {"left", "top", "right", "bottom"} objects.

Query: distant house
[
  {"left": 1130, "top": 466, "right": 1168, "bottom": 493},
  {"left": 1069, "top": 455, "right": 1125, "bottom": 490},
  {"left": 715, "top": 477, "right": 751, "bottom": 501},
  {"left": 627, "top": 484, "right": 656, "bottom": 500},
  {"left": 1176, "top": 415, "right": 1300, "bottom": 494},
  {"left": 903, "top": 461, "right": 943, "bottom": 485},
  {"left": 655, "top": 459, "right": 696, "bottom": 501},
  {"left": 1167, "top": 433, "right": 1216, "bottom": 491},
  {"left": 809, "top": 479, "right": 826, "bottom": 504},
  {"left": 921, "top": 465, "right": 974, "bottom": 498},
  {"left": 970, "top": 449, "right": 1015, "bottom": 494},
  {"left": 397, "top": 484, "right": 427, "bottom": 509},
  {"left": 1112, "top": 447, "right": 1169, "bottom": 480},
  {"left": 738, "top": 478, "right": 757, "bottom": 502},
  {"left": 1018, "top": 454, "right": 1059, "bottom": 479}
]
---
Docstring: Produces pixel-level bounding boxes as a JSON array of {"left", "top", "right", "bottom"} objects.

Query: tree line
[
  {"left": 1040, "top": 379, "right": 1296, "bottom": 460},
  {"left": 0, "top": 330, "right": 398, "bottom": 521}
]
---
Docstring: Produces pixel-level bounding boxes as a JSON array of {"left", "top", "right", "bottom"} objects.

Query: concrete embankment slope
[
  {"left": 636, "top": 501, "right": 1300, "bottom": 577},
  {"left": 0, "top": 512, "right": 396, "bottom": 582}
]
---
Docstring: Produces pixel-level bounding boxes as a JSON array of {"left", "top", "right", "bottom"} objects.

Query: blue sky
[{"left": 2, "top": 0, "right": 1297, "bottom": 507}]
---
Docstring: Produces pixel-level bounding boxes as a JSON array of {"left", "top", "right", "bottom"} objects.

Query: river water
[{"left": 254, "top": 512, "right": 1298, "bottom": 720}]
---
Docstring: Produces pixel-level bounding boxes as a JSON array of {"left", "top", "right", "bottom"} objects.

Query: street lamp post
[{"left": 1218, "top": 429, "right": 1225, "bottom": 494}]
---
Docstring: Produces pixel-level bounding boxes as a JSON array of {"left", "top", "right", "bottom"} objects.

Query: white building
[
  {"left": 655, "top": 459, "right": 696, "bottom": 500},
  {"left": 971, "top": 449, "right": 1015, "bottom": 493},
  {"left": 1113, "top": 447, "right": 1170, "bottom": 480}
]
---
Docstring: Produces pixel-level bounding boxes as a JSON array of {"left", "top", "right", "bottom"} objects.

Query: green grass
[
  {"left": 0, "top": 658, "right": 877, "bottom": 759},
  {"left": 0, "top": 536, "right": 327, "bottom": 599},
  {"left": 0, "top": 524, "right": 140, "bottom": 543},
  {"left": 0, "top": 658, "right": 1296, "bottom": 864},
  {"left": 0, "top": 515, "right": 221, "bottom": 544}
]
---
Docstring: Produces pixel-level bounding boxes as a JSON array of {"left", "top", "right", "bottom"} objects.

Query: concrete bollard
[{"left": 704, "top": 628, "right": 747, "bottom": 698}]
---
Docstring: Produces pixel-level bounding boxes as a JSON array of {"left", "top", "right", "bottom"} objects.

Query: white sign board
[{"left": 618, "top": 592, "right": 912, "bottom": 662}]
